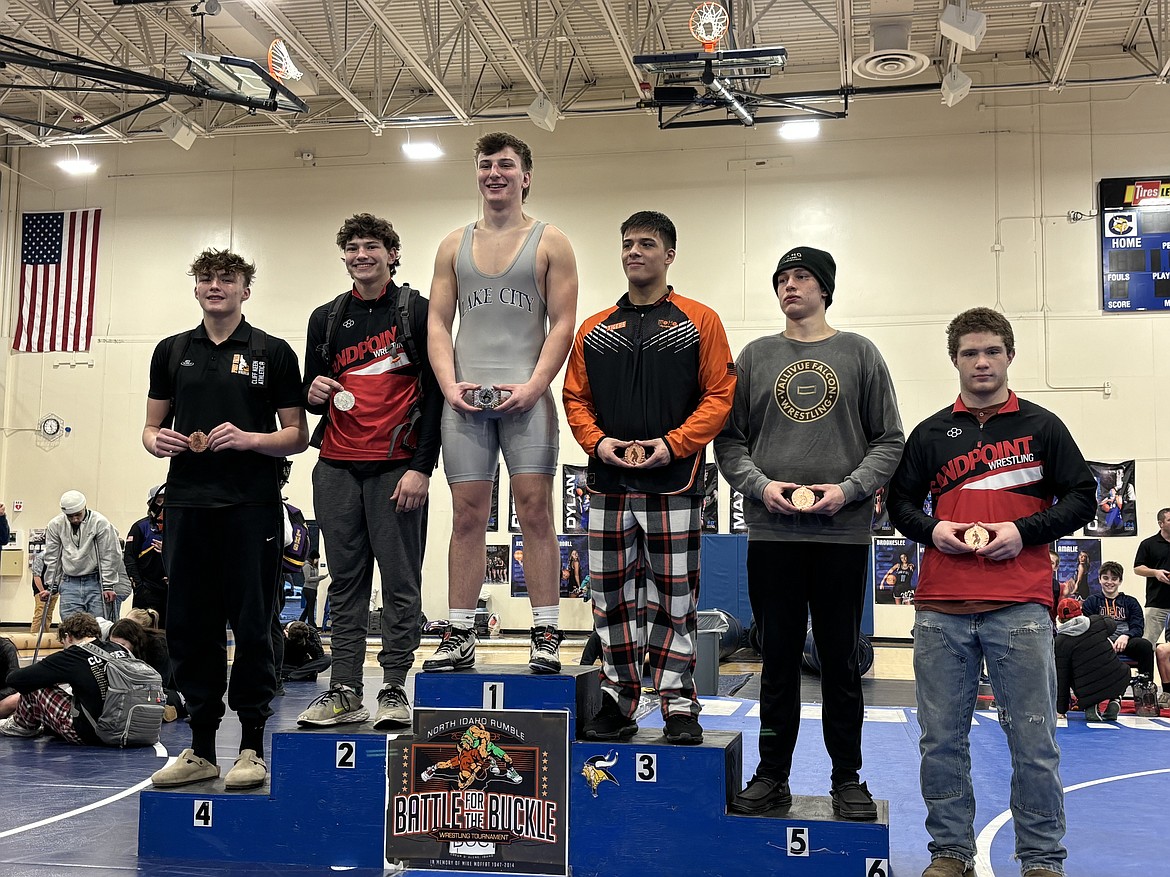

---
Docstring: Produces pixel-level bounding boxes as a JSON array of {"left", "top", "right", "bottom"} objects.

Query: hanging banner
[
  {"left": 701, "top": 463, "right": 719, "bottom": 533},
  {"left": 510, "top": 534, "right": 589, "bottom": 598},
  {"left": 1053, "top": 538, "right": 1101, "bottom": 600},
  {"left": 486, "top": 467, "right": 501, "bottom": 533},
  {"left": 484, "top": 545, "right": 509, "bottom": 585},
  {"left": 1083, "top": 460, "right": 1137, "bottom": 537},
  {"left": 386, "top": 708, "right": 569, "bottom": 875},
  {"left": 872, "top": 484, "right": 894, "bottom": 535},
  {"left": 873, "top": 537, "right": 920, "bottom": 606},
  {"left": 729, "top": 488, "right": 748, "bottom": 533},
  {"left": 562, "top": 464, "right": 589, "bottom": 533}
]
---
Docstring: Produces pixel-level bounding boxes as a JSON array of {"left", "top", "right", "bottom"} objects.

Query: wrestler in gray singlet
[{"left": 442, "top": 220, "right": 559, "bottom": 482}]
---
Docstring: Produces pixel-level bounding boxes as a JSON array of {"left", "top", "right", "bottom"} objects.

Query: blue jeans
[
  {"left": 58, "top": 573, "right": 103, "bottom": 620},
  {"left": 913, "top": 603, "right": 1066, "bottom": 876}
]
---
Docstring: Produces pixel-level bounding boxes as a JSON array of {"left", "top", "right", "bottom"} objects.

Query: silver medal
[{"left": 332, "top": 390, "right": 356, "bottom": 412}]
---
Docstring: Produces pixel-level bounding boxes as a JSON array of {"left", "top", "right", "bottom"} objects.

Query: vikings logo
[{"left": 581, "top": 750, "right": 620, "bottom": 798}]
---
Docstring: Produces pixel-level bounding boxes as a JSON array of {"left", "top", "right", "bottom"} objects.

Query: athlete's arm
[
  {"left": 206, "top": 406, "right": 308, "bottom": 456},
  {"left": 495, "top": 225, "right": 578, "bottom": 414},
  {"left": 427, "top": 231, "right": 478, "bottom": 412},
  {"left": 144, "top": 397, "right": 189, "bottom": 457}
]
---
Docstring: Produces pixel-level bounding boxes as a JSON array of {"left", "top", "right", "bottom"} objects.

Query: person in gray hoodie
[
  {"left": 1054, "top": 597, "right": 1131, "bottom": 721},
  {"left": 42, "top": 491, "right": 123, "bottom": 622}
]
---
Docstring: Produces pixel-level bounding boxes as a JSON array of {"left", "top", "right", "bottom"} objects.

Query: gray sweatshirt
[
  {"left": 42, "top": 509, "right": 123, "bottom": 591},
  {"left": 714, "top": 330, "right": 904, "bottom": 543}
]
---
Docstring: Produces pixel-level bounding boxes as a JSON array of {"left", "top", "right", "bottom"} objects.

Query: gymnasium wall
[{"left": 2, "top": 58, "right": 1169, "bottom": 633}]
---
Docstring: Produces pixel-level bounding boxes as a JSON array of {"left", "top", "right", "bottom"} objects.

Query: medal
[
  {"left": 333, "top": 390, "right": 356, "bottom": 412},
  {"left": 623, "top": 444, "right": 647, "bottom": 465},
  {"left": 791, "top": 486, "right": 816, "bottom": 510},
  {"left": 188, "top": 430, "right": 209, "bottom": 453},
  {"left": 964, "top": 525, "right": 990, "bottom": 549}
]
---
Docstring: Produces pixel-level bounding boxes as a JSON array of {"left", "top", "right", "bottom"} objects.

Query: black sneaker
[
  {"left": 528, "top": 625, "right": 564, "bottom": 674},
  {"left": 582, "top": 696, "right": 638, "bottom": 741},
  {"left": 663, "top": 714, "right": 703, "bottom": 745},
  {"left": 729, "top": 775, "right": 792, "bottom": 814},
  {"left": 831, "top": 780, "right": 877, "bottom": 821}
]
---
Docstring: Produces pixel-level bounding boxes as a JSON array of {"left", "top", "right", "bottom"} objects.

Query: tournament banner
[
  {"left": 510, "top": 535, "right": 589, "bottom": 598},
  {"left": 701, "top": 463, "right": 719, "bottom": 533},
  {"left": 484, "top": 545, "right": 509, "bottom": 585},
  {"left": 386, "top": 708, "right": 569, "bottom": 875},
  {"left": 871, "top": 485, "right": 894, "bottom": 535},
  {"left": 1083, "top": 460, "right": 1137, "bottom": 537},
  {"left": 873, "top": 537, "right": 919, "bottom": 606},
  {"left": 1098, "top": 176, "right": 1170, "bottom": 312},
  {"left": 1053, "top": 538, "right": 1101, "bottom": 600},
  {"left": 729, "top": 488, "right": 748, "bottom": 533},
  {"left": 486, "top": 467, "right": 501, "bottom": 533},
  {"left": 562, "top": 464, "right": 589, "bottom": 534}
]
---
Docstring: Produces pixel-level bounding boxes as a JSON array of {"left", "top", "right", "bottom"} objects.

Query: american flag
[{"left": 14, "top": 208, "right": 102, "bottom": 353}]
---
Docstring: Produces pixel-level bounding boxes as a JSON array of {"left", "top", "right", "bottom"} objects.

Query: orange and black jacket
[{"left": 563, "top": 287, "right": 736, "bottom": 496}]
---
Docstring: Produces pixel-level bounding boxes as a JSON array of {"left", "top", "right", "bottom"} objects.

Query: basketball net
[
  {"left": 689, "top": 2, "right": 729, "bottom": 53},
  {"left": 267, "top": 39, "right": 304, "bottom": 82}
]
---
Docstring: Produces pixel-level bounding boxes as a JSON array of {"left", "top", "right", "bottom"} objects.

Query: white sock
[
  {"left": 532, "top": 605, "right": 559, "bottom": 629},
  {"left": 450, "top": 609, "right": 477, "bottom": 630}
]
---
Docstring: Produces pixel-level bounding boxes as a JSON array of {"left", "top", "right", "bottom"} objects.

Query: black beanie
[{"left": 772, "top": 246, "right": 837, "bottom": 308}]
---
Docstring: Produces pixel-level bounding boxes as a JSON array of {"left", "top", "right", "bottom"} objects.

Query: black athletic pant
[
  {"left": 747, "top": 540, "right": 869, "bottom": 786},
  {"left": 1119, "top": 634, "right": 1154, "bottom": 677},
  {"left": 165, "top": 504, "right": 283, "bottom": 734}
]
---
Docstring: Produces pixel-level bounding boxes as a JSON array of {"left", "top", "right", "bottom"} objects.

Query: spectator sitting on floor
[
  {"left": 1054, "top": 597, "right": 1131, "bottom": 722},
  {"left": 1080, "top": 561, "right": 1155, "bottom": 678},
  {"left": 282, "top": 621, "right": 332, "bottom": 682},
  {"left": 0, "top": 611, "right": 132, "bottom": 743},
  {"left": 109, "top": 618, "right": 184, "bottom": 722},
  {"left": 1, "top": 635, "right": 20, "bottom": 719}
]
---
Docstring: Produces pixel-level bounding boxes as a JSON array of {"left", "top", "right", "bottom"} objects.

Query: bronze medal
[
  {"left": 623, "top": 443, "right": 647, "bottom": 465},
  {"left": 964, "top": 524, "right": 990, "bottom": 549},
  {"left": 791, "top": 486, "right": 816, "bottom": 510},
  {"left": 188, "top": 430, "right": 209, "bottom": 453},
  {"left": 333, "top": 390, "right": 356, "bottom": 412}
]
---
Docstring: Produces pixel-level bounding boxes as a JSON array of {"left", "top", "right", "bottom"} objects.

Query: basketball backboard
[{"left": 183, "top": 52, "right": 308, "bottom": 114}]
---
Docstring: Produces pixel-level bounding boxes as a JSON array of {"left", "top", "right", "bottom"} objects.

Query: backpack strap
[
  {"left": 316, "top": 291, "right": 352, "bottom": 377},
  {"left": 396, "top": 283, "right": 419, "bottom": 369},
  {"left": 163, "top": 329, "right": 195, "bottom": 429}
]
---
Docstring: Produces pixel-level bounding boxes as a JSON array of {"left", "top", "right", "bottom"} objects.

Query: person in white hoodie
[{"left": 42, "top": 491, "right": 122, "bottom": 621}]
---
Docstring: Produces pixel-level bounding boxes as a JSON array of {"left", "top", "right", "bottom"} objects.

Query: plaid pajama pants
[
  {"left": 589, "top": 492, "right": 702, "bottom": 720},
  {"left": 11, "top": 686, "right": 84, "bottom": 744}
]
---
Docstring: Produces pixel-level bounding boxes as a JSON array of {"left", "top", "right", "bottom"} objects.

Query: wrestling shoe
[
  {"left": 296, "top": 684, "right": 369, "bottom": 727},
  {"left": 422, "top": 625, "right": 477, "bottom": 671},
  {"left": 373, "top": 685, "right": 412, "bottom": 731},
  {"left": 581, "top": 696, "right": 638, "bottom": 741},
  {"left": 528, "top": 625, "right": 564, "bottom": 674}
]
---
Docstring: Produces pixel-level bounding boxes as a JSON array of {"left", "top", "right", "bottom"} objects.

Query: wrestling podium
[{"left": 139, "top": 664, "right": 890, "bottom": 876}]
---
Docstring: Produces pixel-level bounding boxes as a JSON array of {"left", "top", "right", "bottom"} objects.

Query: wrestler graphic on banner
[
  {"left": 511, "top": 534, "right": 588, "bottom": 598},
  {"left": 702, "top": 463, "right": 719, "bottom": 533},
  {"left": 871, "top": 484, "right": 895, "bottom": 535},
  {"left": 561, "top": 464, "right": 589, "bottom": 533},
  {"left": 1083, "top": 460, "right": 1137, "bottom": 536},
  {"left": 1052, "top": 538, "right": 1100, "bottom": 600}
]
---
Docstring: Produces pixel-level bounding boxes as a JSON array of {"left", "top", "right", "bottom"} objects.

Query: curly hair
[
  {"left": 188, "top": 248, "right": 256, "bottom": 287},
  {"left": 475, "top": 132, "right": 533, "bottom": 201},
  {"left": 58, "top": 611, "right": 101, "bottom": 643},
  {"left": 335, "top": 213, "right": 402, "bottom": 255},
  {"left": 286, "top": 620, "right": 311, "bottom": 647},
  {"left": 946, "top": 307, "right": 1015, "bottom": 360}
]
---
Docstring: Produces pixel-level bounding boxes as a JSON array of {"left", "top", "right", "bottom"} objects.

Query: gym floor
[{"left": 1, "top": 636, "right": 1165, "bottom": 877}]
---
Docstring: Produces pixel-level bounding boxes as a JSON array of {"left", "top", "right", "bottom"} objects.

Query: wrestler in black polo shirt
[{"left": 142, "top": 248, "right": 308, "bottom": 791}]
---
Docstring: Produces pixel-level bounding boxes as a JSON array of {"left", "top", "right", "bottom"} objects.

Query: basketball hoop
[
  {"left": 267, "top": 39, "right": 304, "bottom": 82},
  {"left": 689, "top": 2, "right": 730, "bottom": 53}
]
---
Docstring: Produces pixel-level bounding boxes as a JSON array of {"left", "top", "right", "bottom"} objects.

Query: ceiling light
[
  {"left": 526, "top": 94, "right": 559, "bottom": 132},
  {"left": 57, "top": 144, "right": 98, "bottom": 175},
  {"left": 778, "top": 119, "right": 820, "bottom": 141},
  {"left": 402, "top": 140, "right": 443, "bottom": 160}
]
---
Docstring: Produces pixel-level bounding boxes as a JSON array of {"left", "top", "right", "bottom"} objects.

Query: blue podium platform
[{"left": 139, "top": 665, "right": 890, "bottom": 876}]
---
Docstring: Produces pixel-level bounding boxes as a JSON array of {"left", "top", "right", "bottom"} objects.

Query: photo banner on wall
[
  {"left": 1083, "top": 460, "right": 1137, "bottom": 537},
  {"left": 872, "top": 484, "right": 894, "bottom": 535},
  {"left": 1053, "top": 538, "right": 1102, "bottom": 600},
  {"left": 729, "top": 488, "right": 748, "bottom": 533},
  {"left": 511, "top": 534, "right": 589, "bottom": 598},
  {"left": 486, "top": 466, "right": 501, "bottom": 533},
  {"left": 562, "top": 464, "right": 589, "bottom": 533},
  {"left": 484, "top": 545, "right": 509, "bottom": 585},
  {"left": 508, "top": 486, "right": 521, "bottom": 534},
  {"left": 702, "top": 463, "right": 719, "bottom": 533},
  {"left": 873, "top": 537, "right": 920, "bottom": 605}
]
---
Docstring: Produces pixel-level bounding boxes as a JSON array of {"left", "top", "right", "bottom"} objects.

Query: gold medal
[
  {"left": 188, "top": 430, "right": 209, "bottom": 453},
  {"left": 623, "top": 443, "right": 647, "bottom": 465},
  {"left": 964, "top": 524, "right": 990, "bottom": 549},
  {"left": 332, "top": 390, "right": 356, "bottom": 412},
  {"left": 791, "top": 486, "right": 816, "bottom": 510}
]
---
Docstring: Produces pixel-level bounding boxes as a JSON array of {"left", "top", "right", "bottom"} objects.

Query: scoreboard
[{"left": 1099, "top": 176, "right": 1170, "bottom": 313}]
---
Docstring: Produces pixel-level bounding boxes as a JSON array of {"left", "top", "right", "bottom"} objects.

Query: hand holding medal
[
  {"left": 790, "top": 486, "right": 817, "bottom": 510},
  {"left": 188, "top": 430, "right": 209, "bottom": 453},
  {"left": 622, "top": 443, "right": 647, "bottom": 466}
]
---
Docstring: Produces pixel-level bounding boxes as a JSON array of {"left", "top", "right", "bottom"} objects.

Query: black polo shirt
[
  {"left": 148, "top": 317, "right": 303, "bottom": 508},
  {"left": 1134, "top": 531, "right": 1170, "bottom": 609}
]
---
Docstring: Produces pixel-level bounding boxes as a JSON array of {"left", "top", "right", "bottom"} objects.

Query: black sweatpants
[
  {"left": 164, "top": 504, "right": 283, "bottom": 733},
  {"left": 747, "top": 540, "right": 869, "bottom": 786}
]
